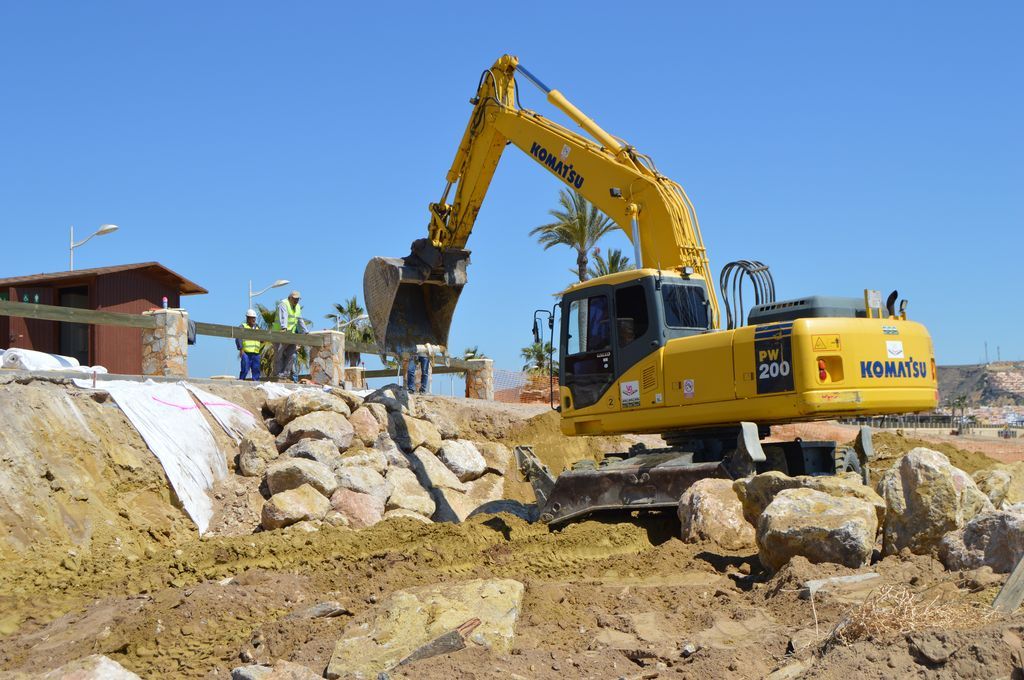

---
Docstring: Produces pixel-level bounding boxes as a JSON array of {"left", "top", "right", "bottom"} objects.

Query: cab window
[
  {"left": 566, "top": 295, "right": 611, "bottom": 355},
  {"left": 662, "top": 284, "right": 709, "bottom": 329},
  {"left": 563, "top": 293, "right": 614, "bottom": 409},
  {"left": 614, "top": 285, "right": 649, "bottom": 347}
]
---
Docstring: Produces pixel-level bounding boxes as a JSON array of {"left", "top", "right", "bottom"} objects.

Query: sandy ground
[{"left": 1, "top": 384, "right": 1024, "bottom": 678}]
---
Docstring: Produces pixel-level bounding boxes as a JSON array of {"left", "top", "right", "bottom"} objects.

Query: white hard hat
[
  {"left": 246, "top": 309, "right": 257, "bottom": 317},
  {"left": 290, "top": 290, "right": 302, "bottom": 298}
]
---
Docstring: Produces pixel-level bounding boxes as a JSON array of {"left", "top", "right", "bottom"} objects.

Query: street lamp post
[
  {"left": 336, "top": 313, "right": 368, "bottom": 332},
  {"left": 70, "top": 224, "right": 119, "bottom": 270},
  {"left": 248, "top": 278, "right": 290, "bottom": 311}
]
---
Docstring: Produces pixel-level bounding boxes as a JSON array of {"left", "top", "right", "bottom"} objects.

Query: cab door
[{"left": 560, "top": 288, "right": 616, "bottom": 413}]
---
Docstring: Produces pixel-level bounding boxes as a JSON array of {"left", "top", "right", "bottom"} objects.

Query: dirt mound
[
  {"left": 3, "top": 381, "right": 1024, "bottom": 679},
  {"left": 866, "top": 431, "right": 1001, "bottom": 482}
]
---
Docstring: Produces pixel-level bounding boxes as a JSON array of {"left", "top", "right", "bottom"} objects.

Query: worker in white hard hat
[
  {"left": 237, "top": 309, "right": 263, "bottom": 381},
  {"left": 272, "top": 290, "right": 309, "bottom": 382}
]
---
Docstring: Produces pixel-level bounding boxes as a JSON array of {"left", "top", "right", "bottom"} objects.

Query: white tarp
[
  {"left": 184, "top": 383, "right": 258, "bottom": 443},
  {"left": 257, "top": 382, "right": 305, "bottom": 399},
  {"left": 1, "top": 347, "right": 107, "bottom": 373},
  {"left": 74, "top": 379, "right": 228, "bottom": 534}
]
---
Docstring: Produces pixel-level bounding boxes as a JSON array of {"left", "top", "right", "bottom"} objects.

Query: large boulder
[
  {"left": 238, "top": 427, "right": 279, "bottom": 477},
  {"left": 262, "top": 484, "right": 330, "bottom": 530},
  {"left": 374, "top": 432, "right": 409, "bottom": 469},
  {"left": 275, "top": 390, "right": 351, "bottom": 425},
  {"left": 678, "top": 478, "right": 756, "bottom": 551},
  {"left": 940, "top": 511, "right": 1024, "bottom": 573},
  {"left": 436, "top": 439, "right": 487, "bottom": 482},
  {"left": 336, "top": 465, "right": 393, "bottom": 504},
  {"left": 757, "top": 488, "right": 878, "bottom": 572},
  {"left": 876, "top": 447, "right": 993, "bottom": 555},
  {"left": 973, "top": 468, "right": 1012, "bottom": 509},
  {"left": 362, "top": 402, "right": 390, "bottom": 427},
  {"left": 383, "top": 509, "right": 433, "bottom": 523},
  {"left": 325, "top": 579, "right": 524, "bottom": 679},
  {"left": 1002, "top": 462, "right": 1024, "bottom": 505},
  {"left": 348, "top": 407, "right": 382, "bottom": 446},
  {"left": 276, "top": 411, "right": 355, "bottom": 452},
  {"left": 417, "top": 403, "right": 459, "bottom": 439},
  {"left": 284, "top": 438, "right": 344, "bottom": 475},
  {"left": 266, "top": 458, "right": 338, "bottom": 498},
  {"left": 475, "top": 441, "right": 512, "bottom": 475},
  {"left": 232, "top": 660, "right": 321, "bottom": 680},
  {"left": 364, "top": 383, "right": 410, "bottom": 414},
  {"left": 407, "top": 447, "right": 468, "bottom": 492},
  {"left": 387, "top": 412, "right": 442, "bottom": 453},
  {"left": 384, "top": 467, "right": 436, "bottom": 517},
  {"left": 328, "top": 388, "right": 364, "bottom": 413},
  {"left": 431, "top": 473, "right": 505, "bottom": 523},
  {"left": 40, "top": 655, "right": 141, "bottom": 680},
  {"left": 330, "top": 487, "right": 385, "bottom": 529},
  {"left": 339, "top": 447, "right": 388, "bottom": 475},
  {"left": 734, "top": 471, "right": 885, "bottom": 526}
]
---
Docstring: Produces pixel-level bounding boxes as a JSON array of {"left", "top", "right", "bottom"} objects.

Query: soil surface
[{"left": 1, "top": 380, "right": 1023, "bottom": 678}]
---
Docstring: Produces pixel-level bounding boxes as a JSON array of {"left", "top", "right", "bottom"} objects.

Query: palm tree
[
  {"left": 463, "top": 346, "right": 487, "bottom": 360},
  {"left": 530, "top": 189, "right": 616, "bottom": 282},
  {"left": 587, "top": 248, "right": 633, "bottom": 279},
  {"left": 521, "top": 341, "right": 555, "bottom": 375},
  {"left": 325, "top": 296, "right": 375, "bottom": 366},
  {"left": 256, "top": 303, "right": 310, "bottom": 379}
]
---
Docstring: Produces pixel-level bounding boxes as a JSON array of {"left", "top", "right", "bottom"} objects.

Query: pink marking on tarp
[{"left": 151, "top": 395, "right": 253, "bottom": 416}]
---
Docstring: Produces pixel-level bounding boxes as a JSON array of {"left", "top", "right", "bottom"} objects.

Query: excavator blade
[{"left": 363, "top": 239, "right": 470, "bottom": 356}]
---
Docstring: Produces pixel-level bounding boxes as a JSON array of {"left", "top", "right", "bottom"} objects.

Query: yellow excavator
[{"left": 364, "top": 54, "right": 937, "bottom": 524}]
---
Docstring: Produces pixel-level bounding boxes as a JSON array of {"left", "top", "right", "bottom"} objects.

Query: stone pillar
[
  {"left": 464, "top": 358, "right": 494, "bottom": 400},
  {"left": 343, "top": 366, "right": 366, "bottom": 390},
  {"left": 141, "top": 309, "right": 189, "bottom": 377},
  {"left": 308, "top": 330, "right": 345, "bottom": 386}
]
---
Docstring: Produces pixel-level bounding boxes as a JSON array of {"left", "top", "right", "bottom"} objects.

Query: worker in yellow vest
[
  {"left": 272, "top": 290, "right": 309, "bottom": 381},
  {"left": 236, "top": 309, "right": 263, "bottom": 381}
]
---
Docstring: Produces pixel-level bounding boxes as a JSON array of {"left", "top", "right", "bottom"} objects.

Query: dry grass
[{"left": 828, "top": 584, "right": 998, "bottom": 646}]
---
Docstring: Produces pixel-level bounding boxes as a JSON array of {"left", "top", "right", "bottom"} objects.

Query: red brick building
[{"left": 0, "top": 262, "right": 206, "bottom": 374}]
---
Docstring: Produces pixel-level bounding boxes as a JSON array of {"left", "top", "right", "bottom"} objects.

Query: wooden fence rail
[
  {"left": 0, "top": 299, "right": 480, "bottom": 369},
  {"left": 0, "top": 298, "right": 158, "bottom": 329}
]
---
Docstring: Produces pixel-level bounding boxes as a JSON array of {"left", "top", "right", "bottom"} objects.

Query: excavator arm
[{"left": 364, "top": 54, "right": 719, "bottom": 356}]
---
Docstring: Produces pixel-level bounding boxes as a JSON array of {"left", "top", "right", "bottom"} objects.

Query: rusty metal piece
[
  {"left": 363, "top": 239, "right": 470, "bottom": 357},
  {"left": 514, "top": 446, "right": 555, "bottom": 508},
  {"left": 538, "top": 452, "right": 731, "bottom": 525},
  {"left": 394, "top": 617, "right": 482, "bottom": 668}
]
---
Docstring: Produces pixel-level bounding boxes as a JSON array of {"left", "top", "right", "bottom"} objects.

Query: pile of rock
[
  {"left": 238, "top": 384, "right": 512, "bottom": 532},
  {"left": 678, "top": 446, "right": 1024, "bottom": 575}
]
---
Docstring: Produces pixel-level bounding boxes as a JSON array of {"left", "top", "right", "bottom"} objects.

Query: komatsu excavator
[{"left": 364, "top": 54, "right": 938, "bottom": 524}]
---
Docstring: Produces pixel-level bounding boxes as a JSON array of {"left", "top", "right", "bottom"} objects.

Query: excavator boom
[{"left": 364, "top": 54, "right": 718, "bottom": 356}]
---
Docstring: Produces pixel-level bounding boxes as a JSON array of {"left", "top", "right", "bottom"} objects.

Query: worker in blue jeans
[
  {"left": 236, "top": 310, "right": 263, "bottom": 381},
  {"left": 406, "top": 354, "right": 430, "bottom": 394}
]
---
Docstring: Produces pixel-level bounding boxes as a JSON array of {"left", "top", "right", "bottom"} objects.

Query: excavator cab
[
  {"left": 363, "top": 239, "right": 471, "bottom": 356},
  {"left": 559, "top": 270, "right": 712, "bottom": 411}
]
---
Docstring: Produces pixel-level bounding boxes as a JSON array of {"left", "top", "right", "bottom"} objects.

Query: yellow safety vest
[
  {"left": 241, "top": 323, "right": 262, "bottom": 354},
  {"left": 273, "top": 300, "right": 302, "bottom": 332}
]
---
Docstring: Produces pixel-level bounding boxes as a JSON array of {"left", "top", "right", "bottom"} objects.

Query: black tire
[{"left": 836, "top": 448, "right": 869, "bottom": 486}]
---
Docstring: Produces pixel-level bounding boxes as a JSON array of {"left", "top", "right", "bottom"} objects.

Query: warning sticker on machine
[
  {"left": 755, "top": 336, "right": 794, "bottom": 394},
  {"left": 683, "top": 379, "right": 695, "bottom": 399},
  {"left": 620, "top": 380, "right": 641, "bottom": 408},
  {"left": 812, "top": 334, "right": 841, "bottom": 352}
]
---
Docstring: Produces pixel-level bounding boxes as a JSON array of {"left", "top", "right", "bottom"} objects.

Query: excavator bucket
[{"left": 363, "top": 239, "right": 471, "bottom": 356}]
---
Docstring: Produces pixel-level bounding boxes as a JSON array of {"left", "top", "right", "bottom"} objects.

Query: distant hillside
[{"left": 938, "top": 361, "right": 1024, "bottom": 406}]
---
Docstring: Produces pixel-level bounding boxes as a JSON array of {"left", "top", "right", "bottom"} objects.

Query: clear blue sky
[{"left": 1, "top": 2, "right": 1021, "bottom": 378}]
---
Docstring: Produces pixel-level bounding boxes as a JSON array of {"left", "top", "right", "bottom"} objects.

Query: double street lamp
[{"left": 69, "top": 223, "right": 119, "bottom": 270}]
